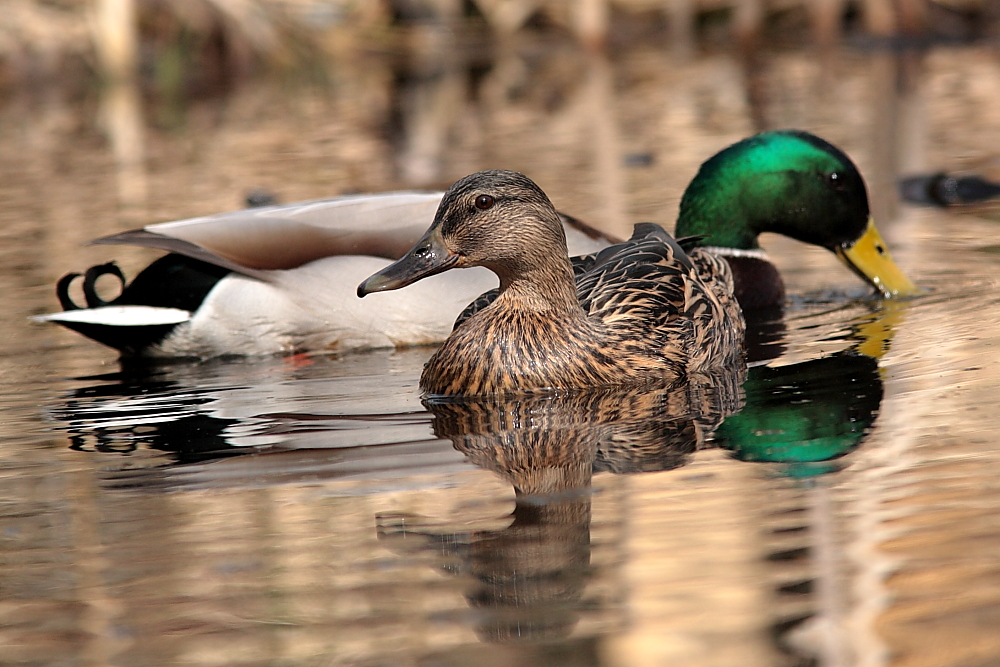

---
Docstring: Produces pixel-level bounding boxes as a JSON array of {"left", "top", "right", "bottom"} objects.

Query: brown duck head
[{"left": 357, "top": 170, "right": 576, "bottom": 303}]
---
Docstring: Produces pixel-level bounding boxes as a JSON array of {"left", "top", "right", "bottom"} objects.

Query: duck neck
[{"left": 495, "top": 255, "right": 583, "bottom": 316}]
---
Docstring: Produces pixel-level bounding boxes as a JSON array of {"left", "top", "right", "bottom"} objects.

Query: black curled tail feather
[
  {"left": 54, "top": 254, "right": 230, "bottom": 315},
  {"left": 46, "top": 254, "right": 231, "bottom": 355},
  {"left": 56, "top": 273, "right": 83, "bottom": 310},
  {"left": 56, "top": 262, "right": 128, "bottom": 311},
  {"left": 83, "top": 262, "right": 126, "bottom": 308}
]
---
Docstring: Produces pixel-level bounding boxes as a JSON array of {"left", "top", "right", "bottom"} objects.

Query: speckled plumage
[{"left": 358, "top": 170, "right": 745, "bottom": 396}]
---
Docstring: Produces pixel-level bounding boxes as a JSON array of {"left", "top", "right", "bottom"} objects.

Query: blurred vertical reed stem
[
  {"left": 572, "top": 0, "right": 609, "bottom": 51},
  {"left": 862, "top": 0, "right": 911, "bottom": 226},
  {"left": 810, "top": 0, "right": 845, "bottom": 51},
  {"left": 586, "top": 54, "right": 629, "bottom": 239},
  {"left": 809, "top": 482, "right": 850, "bottom": 667},
  {"left": 398, "top": 0, "right": 464, "bottom": 186},
  {"left": 666, "top": 0, "right": 696, "bottom": 60},
  {"left": 93, "top": 0, "right": 148, "bottom": 214}
]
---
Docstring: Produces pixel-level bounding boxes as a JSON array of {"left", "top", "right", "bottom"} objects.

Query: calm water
[{"left": 3, "top": 40, "right": 1000, "bottom": 667}]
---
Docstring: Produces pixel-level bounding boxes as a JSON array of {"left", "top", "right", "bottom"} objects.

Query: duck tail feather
[
  {"left": 31, "top": 306, "right": 191, "bottom": 354},
  {"left": 56, "top": 272, "right": 83, "bottom": 310},
  {"left": 83, "top": 262, "right": 125, "bottom": 308}
]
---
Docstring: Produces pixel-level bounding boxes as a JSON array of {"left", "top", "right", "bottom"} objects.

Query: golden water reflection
[{"left": 391, "top": 377, "right": 745, "bottom": 646}]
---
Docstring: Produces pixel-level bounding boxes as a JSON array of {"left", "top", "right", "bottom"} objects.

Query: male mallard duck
[
  {"left": 675, "top": 130, "right": 918, "bottom": 310},
  {"left": 35, "top": 130, "right": 914, "bottom": 358},
  {"left": 34, "top": 192, "right": 612, "bottom": 357},
  {"left": 357, "top": 170, "right": 745, "bottom": 396}
]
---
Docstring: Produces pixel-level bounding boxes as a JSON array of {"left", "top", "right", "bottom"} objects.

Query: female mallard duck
[
  {"left": 36, "top": 130, "right": 914, "bottom": 358},
  {"left": 357, "top": 170, "right": 745, "bottom": 395}
]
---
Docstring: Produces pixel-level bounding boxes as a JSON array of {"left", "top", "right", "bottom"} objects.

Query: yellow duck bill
[
  {"left": 835, "top": 218, "right": 920, "bottom": 298},
  {"left": 357, "top": 227, "right": 459, "bottom": 297}
]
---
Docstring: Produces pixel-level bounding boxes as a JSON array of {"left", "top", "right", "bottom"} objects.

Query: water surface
[{"left": 2, "top": 40, "right": 1000, "bottom": 667}]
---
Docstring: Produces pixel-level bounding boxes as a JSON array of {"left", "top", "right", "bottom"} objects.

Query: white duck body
[
  {"left": 37, "top": 192, "right": 611, "bottom": 358},
  {"left": 156, "top": 257, "right": 502, "bottom": 356}
]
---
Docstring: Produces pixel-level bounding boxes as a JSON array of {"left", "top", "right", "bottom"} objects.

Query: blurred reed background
[{"left": 3, "top": 0, "right": 998, "bottom": 229}]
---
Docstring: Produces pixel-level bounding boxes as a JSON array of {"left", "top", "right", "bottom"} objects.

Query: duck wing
[
  {"left": 581, "top": 223, "right": 744, "bottom": 370},
  {"left": 578, "top": 223, "right": 690, "bottom": 324},
  {"left": 92, "top": 192, "right": 447, "bottom": 278},
  {"left": 687, "top": 247, "right": 743, "bottom": 332},
  {"left": 682, "top": 247, "right": 745, "bottom": 368}
]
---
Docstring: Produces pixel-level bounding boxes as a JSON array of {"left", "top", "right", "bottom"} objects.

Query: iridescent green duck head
[{"left": 675, "top": 130, "right": 918, "bottom": 309}]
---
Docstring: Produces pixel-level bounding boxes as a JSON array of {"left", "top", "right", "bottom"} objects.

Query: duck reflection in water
[
  {"left": 378, "top": 367, "right": 745, "bottom": 644},
  {"left": 716, "top": 351, "right": 884, "bottom": 475},
  {"left": 716, "top": 298, "right": 906, "bottom": 476},
  {"left": 373, "top": 299, "right": 905, "bottom": 645}
]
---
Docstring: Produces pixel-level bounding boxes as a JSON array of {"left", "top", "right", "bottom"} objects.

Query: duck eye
[
  {"left": 474, "top": 194, "right": 495, "bottom": 210},
  {"left": 826, "top": 171, "right": 843, "bottom": 189}
]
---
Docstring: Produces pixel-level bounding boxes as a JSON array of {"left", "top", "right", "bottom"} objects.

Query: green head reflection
[{"left": 713, "top": 353, "right": 883, "bottom": 468}]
